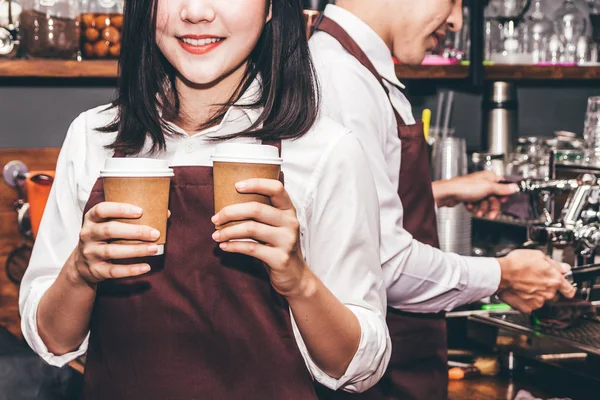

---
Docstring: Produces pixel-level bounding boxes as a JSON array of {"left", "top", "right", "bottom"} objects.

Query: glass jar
[
  {"left": 19, "top": 0, "right": 80, "bottom": 59},
  {"left": 525, "top": 0, "right": 553, "bottom": 63},
  {"left": 80, "top": 0, "right": 123, "bottom": 59},
  {"left": 553, "top": 0, "right": 587, "bottom": 63}
]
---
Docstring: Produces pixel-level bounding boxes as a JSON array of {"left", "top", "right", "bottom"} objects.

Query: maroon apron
[
  {"left": 314, "top": 17, "right": 448, "bottom": 400},
  {"left": 81, "top": 143, "right": 318, "bottom": 399}
]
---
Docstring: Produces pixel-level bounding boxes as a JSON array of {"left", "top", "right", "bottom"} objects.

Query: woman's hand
[
  {"left": 211, "top": 179, "right": 310, "bottom": 298},
  {"left": 73, "top": 202, "right": 163, "bottom": 285}
]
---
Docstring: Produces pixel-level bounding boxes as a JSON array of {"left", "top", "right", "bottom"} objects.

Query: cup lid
[
  {"left": 100, "top": 158, "right": 175, "bottom": 178},
  {"left": 210, "top": 143, "right": 283, "bottom": 165}
]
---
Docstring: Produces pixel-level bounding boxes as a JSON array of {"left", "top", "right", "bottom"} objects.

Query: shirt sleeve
[
  {"left": 315, "top": 60, "right": 501, "bottom": 314},
  {"left": 291, "top": 132, "right": 391, "bottom": 393},
  {"left": 19, "top": 114, "right": 91, "bottom": 367}
]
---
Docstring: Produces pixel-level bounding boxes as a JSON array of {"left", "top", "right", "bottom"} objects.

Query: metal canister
[
  {"left": 482, "top": 81, "right": 519, "bottom": 163},
  {"left": 0, "top": 26, "right": 18, "bottom": 58}
]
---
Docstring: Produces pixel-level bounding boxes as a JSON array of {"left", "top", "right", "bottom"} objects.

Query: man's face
[{"left": 386, "top": 0, "right": 463, "bottom": 65}]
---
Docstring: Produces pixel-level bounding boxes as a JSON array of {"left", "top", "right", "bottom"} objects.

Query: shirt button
[{"left": 185, "top": 143, "right": 194, "bottom": 154}]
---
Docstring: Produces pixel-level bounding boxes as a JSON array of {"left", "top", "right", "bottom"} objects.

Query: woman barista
[
  {"left": 19, "top": 0, "right": 391, "bottom": 398},
  {"left": 310, "top": 0, "right": 576, "bottom": 398}
]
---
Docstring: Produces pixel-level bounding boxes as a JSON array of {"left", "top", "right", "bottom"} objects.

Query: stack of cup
[{"left": 432, "top": 137, "right": 472, "bottom": 256}]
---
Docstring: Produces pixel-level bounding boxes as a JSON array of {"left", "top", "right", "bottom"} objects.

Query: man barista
[{"left": 309, "top": 1, "right": 576, "bottom": 398}]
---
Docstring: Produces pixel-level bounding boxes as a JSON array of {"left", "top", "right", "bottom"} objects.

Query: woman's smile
[{"left": 177, "top": 35, "right": 225, "bottom": 55}]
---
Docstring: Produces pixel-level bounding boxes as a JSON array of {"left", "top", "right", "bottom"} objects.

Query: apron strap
[{"left": 315, "top": 16, "right": 408, "bottom": 126}]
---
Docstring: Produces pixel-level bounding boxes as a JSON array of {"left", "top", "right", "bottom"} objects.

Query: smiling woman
[
  {"left": 101, "top": 0, "right": 317, "bottom": 154},
  {"left": 19, "top": 0, "right": 391, "bottom": 398}
]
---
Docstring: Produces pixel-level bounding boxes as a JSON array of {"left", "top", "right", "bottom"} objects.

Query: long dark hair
[{"left": 100, "top": 0, "right": 319, "bottom": 155}]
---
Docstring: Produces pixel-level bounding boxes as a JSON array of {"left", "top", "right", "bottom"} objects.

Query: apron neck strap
[{"left": 315, "top": 16, "right": 407, "bottom": 126}]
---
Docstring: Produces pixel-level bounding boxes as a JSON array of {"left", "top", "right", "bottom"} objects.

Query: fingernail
[
  {"left": 148, "top": 245, "right": 159, "bottom": 254},
  {"left": 212, "top": 231, "right": 221, "bottom": 241},
  {"left": 150, "top": 229, "right": 160, "bottom": 239},
  {"left": 235, "top": 181, "right": 247, "bottom": 190},
  {"left": 131, "top": 206, "right": 143, "bottom": 215},
  {"left": 139, "top": 265, "right": 151, "bottom": 273},
  {"left": 561, "top": 263, "right": 571, "bottom": 273},
  {"left": 510, "top": 184, "right": 519, "bottom": 193},
  {"left": 211, "top": 214, "right": 219, "bottom": 224},
  {"left": 220, "top": 242, "right": 229, "bottom": 250}
]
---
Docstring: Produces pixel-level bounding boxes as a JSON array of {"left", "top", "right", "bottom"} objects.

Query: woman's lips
[{"left": 177, "top": 36, "right": 224, "bottom": 55}]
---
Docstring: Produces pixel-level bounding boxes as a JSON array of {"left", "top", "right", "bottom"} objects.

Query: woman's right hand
[{"left": 73, "top": 202, "right": 161, "bottom": 285}]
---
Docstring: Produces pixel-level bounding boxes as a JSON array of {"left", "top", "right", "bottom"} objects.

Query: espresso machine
[{"left": 464, "top": 160, "right": 600, "bottom": 390}]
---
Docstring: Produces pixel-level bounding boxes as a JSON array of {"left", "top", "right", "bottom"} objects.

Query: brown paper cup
[
  {"left": 103, "top": 177, "right": 171, "bottom": 245},
  {"left": 100, "top": 158, "right": 174, "bottom": 255},
  {"left": 211, "top": 143, "right": 283, "bottom": 230},
  {"left": 213, "top": 162, "right": 281, "bottom": 228}
]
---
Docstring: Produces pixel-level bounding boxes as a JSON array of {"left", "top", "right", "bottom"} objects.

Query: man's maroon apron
[
  {"left": 81, "top": 143, "right": 318, "bottom": 399},
  {"left": 314, "top": 17, "right": 448, "bottom": 400}
]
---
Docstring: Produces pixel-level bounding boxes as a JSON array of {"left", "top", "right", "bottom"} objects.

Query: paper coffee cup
[
  {"left": 211, "top": 143, "right": 282, "bottom": 229},
  {"left": 100, "top": 158, "right": 174, "bottom": 256}
]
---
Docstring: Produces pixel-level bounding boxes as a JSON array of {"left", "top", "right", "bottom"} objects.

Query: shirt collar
[
  {"left": 163, "top": 75, "right": 264, "bottom": 137},
  {"left": 322, "top": 4, "right": 405, "bottom": 90}
]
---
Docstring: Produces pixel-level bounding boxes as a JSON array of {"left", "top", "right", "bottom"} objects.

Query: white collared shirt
[
  {"left": 19, "top": 79, "right": 391, "bottom": 392},
  {"left": 310, "top": 5, "right": 501, "bottom": 313}
]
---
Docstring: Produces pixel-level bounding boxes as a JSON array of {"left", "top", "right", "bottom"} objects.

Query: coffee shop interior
[{"left": 6, "top": 0, "right": 600, "bottom": 398}]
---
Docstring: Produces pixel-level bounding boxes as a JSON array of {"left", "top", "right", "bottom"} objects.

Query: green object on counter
[
  {"left": 481, "top": 303, "right": 512, "bottom": 311},
  {"left": 460, "top": 61, "right": 496, "bottom": 66}
]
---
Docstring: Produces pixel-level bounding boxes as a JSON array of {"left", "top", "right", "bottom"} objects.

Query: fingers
[
  {"left": 88, "top": 261, "right": 151, "bottom": 281},
  {"left": 487, "top": 197, "right": 502, "bottom": 219},
  {"left": 212, "top": 201, "right": 285, "bottom": 228},
  {"left": 84, "top": 243, "right": 160, "bottom": 260},
  {"left": 490, "top": 182, "right": 520, "bottom": 197},
  {"left": 213, "top": 221, "right": 294, "bottom": 249},
  {"left": 235, "top": 179, "right": 294, "bottom": 210},
  {"left": 86, "top": 202, "right": 143, "bottom": 223},
  {"left": 557, "top": 276, "right": 577, "bottom": 299},
  {"left": 82, "top": 221, "right": 160, "bottom": 242},
  {"left": 218, "top": 240, "right": 281, "bottom": 267},
  {"left": 475, "top": 200, "right": 489, "bottom": 218}
]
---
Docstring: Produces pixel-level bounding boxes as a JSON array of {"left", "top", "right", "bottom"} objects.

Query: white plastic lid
[
  {"left": 210, "top": 143, "right": 282, "bottom": 165},
  {"left": 100, "top": 158, "right": 175, "bottom": 178}
]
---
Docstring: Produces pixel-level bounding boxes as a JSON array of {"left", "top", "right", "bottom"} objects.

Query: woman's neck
[{"left": 174, "top": 61, "right": 249, "bottom": 135}]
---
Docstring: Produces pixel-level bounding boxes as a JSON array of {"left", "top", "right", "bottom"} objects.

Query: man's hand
[
  {"left": 432, "top": 171, "right": 519, "bottom": 219},
  {"left": 496, "top": 250, "right": 576, "bottom": 313}
]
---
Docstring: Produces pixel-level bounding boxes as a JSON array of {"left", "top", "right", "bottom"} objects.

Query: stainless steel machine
[{"left": 466, "top": 160, "right": 600, "bottom": 390}]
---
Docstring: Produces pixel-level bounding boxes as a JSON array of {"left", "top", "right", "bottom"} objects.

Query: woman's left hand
[{"left": 211, "top": 178, "right": 309, "bottom": 298}]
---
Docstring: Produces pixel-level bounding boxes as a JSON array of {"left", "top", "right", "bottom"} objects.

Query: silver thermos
[{"left": 482, "top": 81, "right": 519, "bottom": 175}]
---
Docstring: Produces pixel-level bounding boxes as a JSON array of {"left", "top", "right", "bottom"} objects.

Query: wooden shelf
[
  {"left": 0, "top": 59, "right": 117, "bottom": 78},
  {"left": 396, "top": 64, "right": 600, "bottom": 81},
  {"left": 2, "top": 60, "right": 600, "bottom": 80},
  {"left": 395, "top": 64, "right": 469, "bottom": 79}
]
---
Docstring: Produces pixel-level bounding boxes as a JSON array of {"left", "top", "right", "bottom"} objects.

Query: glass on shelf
[
  {"left": 80, "top": 0, "right": 123, "bottom": 59},
  {"left": 524, "top": 0, "right": 553, "bottom": 63},
  {"left": 19, "top": 0, "right": 80, "bottom": 59},
  {"left": 553, "top": 0, "right": 587, "bottom": 63}
]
